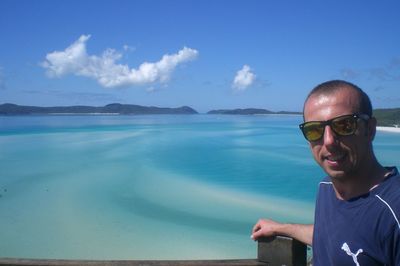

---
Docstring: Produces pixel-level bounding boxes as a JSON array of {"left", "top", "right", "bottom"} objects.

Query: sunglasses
[{"left": 299, "top": 113, "right": 370, "bottom": 142}]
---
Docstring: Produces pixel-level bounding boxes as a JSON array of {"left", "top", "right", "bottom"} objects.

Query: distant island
[
  {"left": 0, "top": 103, "right": 198, "bottom": 115},
  {"left": 1, "top": 103, "right": 399, "bottom": 128},
  {"left": 208, "top": 108, "right": 400, "bottom": 128},
  {"left": 207, "top": 108, "right": 301, "bottom": 115},
  {"left": 374, "top": 108, "right": 400, "bottom": 127}
]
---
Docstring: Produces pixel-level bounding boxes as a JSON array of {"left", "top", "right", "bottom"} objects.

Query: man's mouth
[{"left": 324, "top": 153, "right": 347, "bottom": 163}]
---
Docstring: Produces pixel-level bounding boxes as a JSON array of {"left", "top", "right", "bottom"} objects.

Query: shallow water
[{"left": 0, "top": 114, "right": 398, "bottom": 259}]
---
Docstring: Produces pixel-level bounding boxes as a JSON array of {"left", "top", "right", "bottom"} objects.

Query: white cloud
[
  {"left": 340, "top": 68, "right": 360, "bottom": 80},
  {"left": 123, "top": 44, "right": 135, "bottom": 52},
  {"left": 146, "top": 86, "right": 157, "bottom": 93},
  {"left": 41, "top": 35, "right": 199, "bottom": 88},
  {"left": 232, "top": 65, "right": 256, "bottom": 91},
  {"left": 339, "top": 57, "right": 400, "bottom": 82}
]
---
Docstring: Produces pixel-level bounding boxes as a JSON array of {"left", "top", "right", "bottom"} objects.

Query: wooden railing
[
  {"left": 258, "top": 236, "right": 307, "bottom": 266},
  {"left": 0, "top": 236, "right": 307, "bottom": 266}
]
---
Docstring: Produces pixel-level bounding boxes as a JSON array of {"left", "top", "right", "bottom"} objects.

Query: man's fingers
[
  {"left": 252, "top": 219, "right": 265, "bottom": 232},
  {"left": 252, "top": 223, "right": 260, "bottom": 233},
  {"left": 251, "top": 230, "right": 260, "bottom": 240}
]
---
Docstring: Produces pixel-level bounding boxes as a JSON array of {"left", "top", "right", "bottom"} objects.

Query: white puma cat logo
[{"left": 341, "top": 242, "right": 363, "bottom": 266}]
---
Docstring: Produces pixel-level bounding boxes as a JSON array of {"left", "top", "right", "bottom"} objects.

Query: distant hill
[
  {"left": 207, "top": 108, "right": 301, "bottom": 115},
  {"left": 374, "top": 108, "right": 400, "bottom": 127},
  {"left": 207, "top": 107, "right": 400, "bottom": 127},
  {"left": 0, "top": 103, "right": 198, "bottom": 115},
  {"left": 1, "top": 103, "right": 398, "bottom": 127}
]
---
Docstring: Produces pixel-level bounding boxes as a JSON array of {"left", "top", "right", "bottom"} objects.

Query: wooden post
[{"left": 257, "top": 236, "right": 307, "bottom": 266}]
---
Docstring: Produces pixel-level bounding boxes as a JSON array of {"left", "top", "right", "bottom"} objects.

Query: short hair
[{"left": 304, "top": 80, "right": 373, "bottom": 117}]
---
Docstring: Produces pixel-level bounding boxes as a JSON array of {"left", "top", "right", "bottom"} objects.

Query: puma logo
[{"left": 341, "top": 242, "right": 363, "bottom": 266}]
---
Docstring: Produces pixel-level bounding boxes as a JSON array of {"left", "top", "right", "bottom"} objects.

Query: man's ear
[{"left": 367, "top": 117, "right": 377, "bottom": 141}]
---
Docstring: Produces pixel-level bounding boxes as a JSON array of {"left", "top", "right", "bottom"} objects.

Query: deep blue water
[{"left": 0, "top": 114, "right": 398, "bottom": 259}]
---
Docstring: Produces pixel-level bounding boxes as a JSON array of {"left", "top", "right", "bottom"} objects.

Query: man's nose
[{"left": 323, "top": 125, "right": 338, "bottom": 146}]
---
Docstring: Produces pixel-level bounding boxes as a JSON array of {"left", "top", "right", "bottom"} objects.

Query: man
[{"left": 251, "top": 80, "right": 400, "bottom": 265}]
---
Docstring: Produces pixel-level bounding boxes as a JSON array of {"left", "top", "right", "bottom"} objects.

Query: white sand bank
[{"left": 377, "top": 126, "right": 400, "bottom": 133}]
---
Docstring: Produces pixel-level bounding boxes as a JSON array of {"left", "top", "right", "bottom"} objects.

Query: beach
[{"left": 377, "top": 126, "right": 400, "bottom": 133}]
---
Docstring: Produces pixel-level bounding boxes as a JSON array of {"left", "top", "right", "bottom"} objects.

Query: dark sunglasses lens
[
  {"left": 303, "top": 122, "right": 324, "bottom": 141},
  {"left": 332, "top": 116, "right": 357, "bottom": 135}
]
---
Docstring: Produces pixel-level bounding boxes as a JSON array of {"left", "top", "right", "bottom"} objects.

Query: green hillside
[{"left": 374, "top": 108, "right": 400, "bottom": 127}]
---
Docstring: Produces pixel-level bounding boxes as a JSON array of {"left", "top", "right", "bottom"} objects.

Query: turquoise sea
[{"left": 0, "top": 114, "right": 399, "bottom": 260}]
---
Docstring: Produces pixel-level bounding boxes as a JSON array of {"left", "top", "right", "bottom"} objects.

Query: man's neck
[{"left": 332, "top": 161, "right": 388, "bottom": 201}]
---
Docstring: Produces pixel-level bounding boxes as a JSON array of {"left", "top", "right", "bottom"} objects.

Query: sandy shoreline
[{"left": 376, "top": 126, "right": 400, "bottom": 133}]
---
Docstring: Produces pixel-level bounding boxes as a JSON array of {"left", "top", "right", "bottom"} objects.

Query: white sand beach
[{"left": 377, "top": 126, "right": 400, "bottom": 133}]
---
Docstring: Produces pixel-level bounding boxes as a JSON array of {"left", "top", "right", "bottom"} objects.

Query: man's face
[{"left": 303, "top": 88, "right": 374, "bottom": 180}]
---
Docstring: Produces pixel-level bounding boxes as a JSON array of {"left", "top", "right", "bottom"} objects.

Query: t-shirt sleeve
[
  {"left": 394, "top": 229, "right": 400, "bottom": 265},
  {"left": 383, "top": 222, "right": 400, "bottom": 265},
  {"left": 379, "top": 195, "right": 400, "bottom": 265}
]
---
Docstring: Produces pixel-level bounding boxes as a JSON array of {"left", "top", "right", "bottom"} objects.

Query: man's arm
[{"left": 251, "top": 219, "right": 314, "bottom": 246}]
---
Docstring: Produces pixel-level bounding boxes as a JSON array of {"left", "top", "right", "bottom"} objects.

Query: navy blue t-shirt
[{"left": 313, "top": 167, "right": 400, "bottom": 265}]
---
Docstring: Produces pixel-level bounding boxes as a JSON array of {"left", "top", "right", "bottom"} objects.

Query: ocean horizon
[{"left": 0, "top": 114, "right": 399, "bottom": 260}]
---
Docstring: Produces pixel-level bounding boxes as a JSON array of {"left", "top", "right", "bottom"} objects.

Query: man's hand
[
  {"left": 251, "top": 219, "right": 282, "bottom": 240},
  {"left": 251, "top": 219, "right": 314, "bottom": 246}
]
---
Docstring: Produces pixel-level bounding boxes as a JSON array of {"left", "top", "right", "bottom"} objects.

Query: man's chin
[{"left": 323, "top": 167, "right": 349, "bottom": 180}]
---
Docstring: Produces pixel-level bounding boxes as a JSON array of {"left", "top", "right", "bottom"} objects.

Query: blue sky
[{"left": 1, "top": 0, "right": 399, "bottom": 113}]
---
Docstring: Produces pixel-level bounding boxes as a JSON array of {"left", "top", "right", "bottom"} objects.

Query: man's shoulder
[
  {"left": 317, "top": 176, "right": 334, "bottom": 195},
  {"left": 319, "top": 175, "right": 333, "bottom": 185},
  {"left": 316, "top": 176, "right": 335, "bottom": 203},
  {"left": 374, "top": 168, "right": 400, "bottom": 231},
  {"left": 376, "top": 167, "right": 400, "bottom": 200}
]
